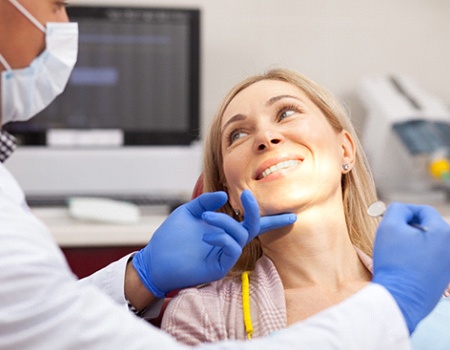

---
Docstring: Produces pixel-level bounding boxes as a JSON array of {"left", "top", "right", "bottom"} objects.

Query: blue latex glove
[
  {"left": 372, "top": 202, "right": 450, "bottom": 334},
  {"left": 132, "top": 190, "right": 296, "bottom": 298}
]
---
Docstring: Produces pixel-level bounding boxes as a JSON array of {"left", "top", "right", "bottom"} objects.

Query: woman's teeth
[{"left": 260, "top": 160, "right": 300, "bottom": 179}]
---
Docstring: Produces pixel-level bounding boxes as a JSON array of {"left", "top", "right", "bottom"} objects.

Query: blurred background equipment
[{"left": 358, "top": 75, "right": 450, "bottom": 204}]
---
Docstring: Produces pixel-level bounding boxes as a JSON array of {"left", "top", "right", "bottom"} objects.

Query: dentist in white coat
[{"left": 1, "top": 1, "right": 450, "bottom": 349}]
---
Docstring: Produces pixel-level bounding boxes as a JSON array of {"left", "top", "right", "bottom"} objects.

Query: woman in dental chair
[{"left": 160, "top": 68, "right": 450, "bottom": 348}]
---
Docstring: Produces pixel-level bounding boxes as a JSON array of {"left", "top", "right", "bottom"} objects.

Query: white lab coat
[{"left": 0, "top": 163, "right": 411, "bottom": 349}]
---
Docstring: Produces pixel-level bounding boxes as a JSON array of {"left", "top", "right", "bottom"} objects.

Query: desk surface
[{"left": 31, "top": 206, "right": 167, "bottom": 247}]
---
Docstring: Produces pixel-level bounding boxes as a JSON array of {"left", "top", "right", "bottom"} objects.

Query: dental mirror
[{"left": 367, "top": 201, "right": 387, "bottom": 218}]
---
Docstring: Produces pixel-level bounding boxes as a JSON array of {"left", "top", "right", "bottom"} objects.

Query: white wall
[{"left": 72, "top": 0, "right": 450, "bottom": 135}]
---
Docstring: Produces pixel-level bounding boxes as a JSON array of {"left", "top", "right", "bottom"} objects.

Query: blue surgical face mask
[{"left": 0, "top": 0, "right": 78, "bottom": 124}]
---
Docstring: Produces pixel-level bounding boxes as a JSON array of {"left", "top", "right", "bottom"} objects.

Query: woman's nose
[{"left": 255, "top": 129, "right": 284, "bottom": 151}]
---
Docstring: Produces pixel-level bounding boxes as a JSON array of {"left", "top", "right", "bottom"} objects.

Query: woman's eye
[
  {"left": 229, "top": 130, "right": 248, "bottom": 144},
  {"left": 280, "top": 109, "right": 296, "bottom": 120}
]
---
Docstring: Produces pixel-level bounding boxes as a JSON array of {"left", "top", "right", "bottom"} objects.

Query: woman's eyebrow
[
  {"left": 265, "top": 94, "right": 302, "bottom": 107},
  {"left": 222, "top": 114, "right": 246, "bottom": 133},
  {"left": 221, "top": 95, "right": 302, "bottom": 132}
]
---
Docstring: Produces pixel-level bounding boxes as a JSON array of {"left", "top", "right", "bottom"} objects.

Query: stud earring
[
  {"left": 342, "top": 163, "right": 350, "bottom": 171},
  {"left": 233, "top": 209, "right": 241, "bottom": 217}
]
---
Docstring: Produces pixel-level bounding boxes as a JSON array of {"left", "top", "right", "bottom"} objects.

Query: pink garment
[{"left": 161, "top": 251, "right": 372, "bottom": 346}]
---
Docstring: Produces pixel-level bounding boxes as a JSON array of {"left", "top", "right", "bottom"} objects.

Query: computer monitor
[{"left": 6, "top": 5, "right": 200, "bottom": 146}]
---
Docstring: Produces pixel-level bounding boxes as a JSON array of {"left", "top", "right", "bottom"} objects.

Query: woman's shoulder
[
  {"left": 171, "top": 253, "right": 279, "bottom": 301},
  {"left": 161, "top": 254, "right": 284, "bottom": 344},
  {"left": 161, "top": 274, "right": 244, "bottom": 345},
  {"left": 177, "top": 273, "right": 242, "bottom": 302}
]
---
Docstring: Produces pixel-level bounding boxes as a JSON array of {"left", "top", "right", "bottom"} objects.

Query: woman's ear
[
  {"left": 222, "top": 184, "right": 242, "bottom": 210},
  {"left": 224, "top": 187, "right": 239, "bottom": 209},
  {"left": 341, "top": 130, "right": 356, "bottom": 172},
  {"left": 221, "top": 183, "right": 232, "bottom": 203}
]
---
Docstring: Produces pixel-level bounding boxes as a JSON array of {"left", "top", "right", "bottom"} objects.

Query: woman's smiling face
[{"left": 220, "top": 79, "right": 355, "bottom": 216}]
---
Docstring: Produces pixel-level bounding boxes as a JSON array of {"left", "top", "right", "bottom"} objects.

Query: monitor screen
[{"left": 5, "top": 6, "right": 201, "bottom": 146}]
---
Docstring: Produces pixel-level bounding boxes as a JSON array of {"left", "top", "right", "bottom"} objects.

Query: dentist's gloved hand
[
  {"left": 132, "top": 190, "right": 296, "bottom": 298},
  {"left": 372, "top": 202, "right": 450, "bottom": 334}
]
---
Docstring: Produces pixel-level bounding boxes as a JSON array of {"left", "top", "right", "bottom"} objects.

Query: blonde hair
[{"left": 203, "top": 68, "right": 379, "bottom": 274}]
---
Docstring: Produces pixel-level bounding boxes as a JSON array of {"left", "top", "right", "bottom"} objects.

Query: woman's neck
[{"left": 260, "top": 203, "right": 371, "bottom": 290}]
